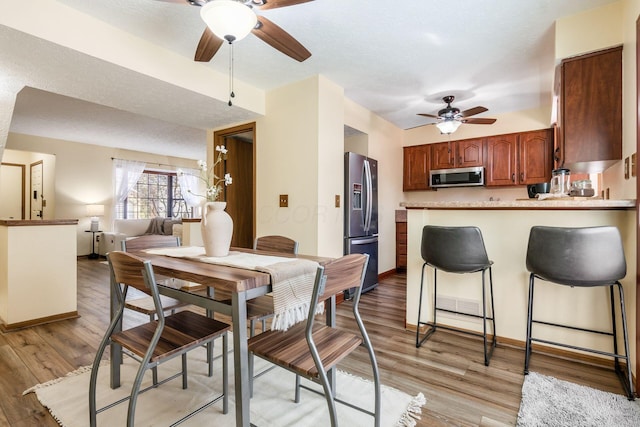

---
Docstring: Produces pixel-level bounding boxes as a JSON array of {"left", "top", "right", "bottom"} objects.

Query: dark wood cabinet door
[
  {"left": 518, "top": 129, "right": 553, "bottom": 184},
  {"left": 560, "top": 46, "right": 622, "bottom": 172},
  {"left": 403, "top": 145, "right": 430, "bottom": 191},
  {"left": 457, "top": 138, "right": 484, "bottom": 168},
  {"left": 430, "top": 142, "right": 454, "bottom": 170},
  {"left": 486, "top": 134, "right": 517, "bottom": 186}
]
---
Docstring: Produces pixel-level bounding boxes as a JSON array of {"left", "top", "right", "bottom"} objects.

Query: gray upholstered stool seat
[
  {"left": 524, "top": 225, "right": 634, "bottom": 400},
  {"left": 416, "top": 225, "right": 496, "bottom": 366}
]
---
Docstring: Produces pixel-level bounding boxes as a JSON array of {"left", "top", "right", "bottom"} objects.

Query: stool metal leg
[
  {"left": 415, "top": 263, "right": 428, "bottom": 347},
  {"left": 614, "top": 282, "right": 634, "bottom": 400},
  {"left": 524, "top": 274, "right": 535, "bottom": 375}
]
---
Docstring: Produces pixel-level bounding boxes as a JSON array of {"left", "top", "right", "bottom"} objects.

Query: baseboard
[
  {"left": 407, "top": 321, "right": 631, "bottom": 372},
  {"left": 0, "top": 311, "right": 80, "bottom": 332},
  {"left": 378, "top": 269, "right": 397, "bottom": 280}
]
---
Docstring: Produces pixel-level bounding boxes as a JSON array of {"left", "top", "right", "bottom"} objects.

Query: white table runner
[{"left": 145, "top": 246, "right": 322, "bottom": 331}]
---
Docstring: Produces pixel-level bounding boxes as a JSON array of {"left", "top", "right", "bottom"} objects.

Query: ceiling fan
[
  {"left": 156, "top": 0, "right": 312, "bottom": 62},
  {"left": 418, "top": 95, "right": 497, "bottom": 134}
]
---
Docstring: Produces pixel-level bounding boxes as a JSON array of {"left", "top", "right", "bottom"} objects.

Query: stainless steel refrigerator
[{"left": 344, "top": 152, "right": 378, "bottom": 296}]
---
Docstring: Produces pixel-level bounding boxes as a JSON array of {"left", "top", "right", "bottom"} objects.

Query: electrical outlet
[
  {"left": 335, "top": 195, "right": 340, "bottom": 207},
  {"left": 279, "top": 194, "right": 288, "bottom": 207}
]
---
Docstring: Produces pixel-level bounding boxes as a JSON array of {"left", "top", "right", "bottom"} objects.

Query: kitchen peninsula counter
[
  {"left": 402, "top": 200, "right": 637, "bottom": 369},
  {"left": 401, "top": 198, "right": 635, "bottom": 210},
  {"left": 0, "top": 219, "right": 79, "bottom": 331}
]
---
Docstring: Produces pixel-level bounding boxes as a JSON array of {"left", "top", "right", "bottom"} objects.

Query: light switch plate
[{"left": 279, "top": 194, "right": 288, "bottom": 207}]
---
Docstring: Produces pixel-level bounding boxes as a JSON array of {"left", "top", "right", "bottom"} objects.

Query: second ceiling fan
[
  {"left": 418, "top": 96, "right": 496, "bottom": 134},
  {"left": 157, "top": 0, "right": 313, "bottom": 62}
]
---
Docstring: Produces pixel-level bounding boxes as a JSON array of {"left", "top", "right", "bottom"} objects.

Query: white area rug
[
  {"left": 517, "top": 372, "right": 640, "bottom": 427},
  {"left": 24, "top": 346, "right": 425, "bottom": 426}
]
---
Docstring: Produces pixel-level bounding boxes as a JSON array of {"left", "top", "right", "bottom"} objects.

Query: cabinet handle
[
  {"left": 458, "top": 156, "right": 462, "bottom": 165},
  {"left": 520, "top": 172, "right": 524, "bottom": 181},
  {"left": 511, "top": 173, "right": 515, "bottom": 183},
  {"left": 554, "top": 147, "right": 561, "bottom": 162}
]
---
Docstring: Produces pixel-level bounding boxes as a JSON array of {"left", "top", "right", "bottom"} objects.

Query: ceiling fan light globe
[
  {"left": 436, "top": 119, "right": 461, "bottom": 134},
  {"left": 200, "top": 0, "right": 257, "bottom": 42}
]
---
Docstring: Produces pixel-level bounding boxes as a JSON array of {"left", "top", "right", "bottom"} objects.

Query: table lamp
[{"left": 86, "top": 204, "right": 104, "bottom": 231}]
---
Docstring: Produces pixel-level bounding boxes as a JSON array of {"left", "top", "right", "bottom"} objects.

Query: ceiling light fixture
[
  {"left": 200, "top": 0, "right": 257, "bottom": 43},
  {"left": 200, "top": 0, "right": 258, "bottom": 107},
  {"left": 436, "top": 119, "right": 462, "bottom": 134}
]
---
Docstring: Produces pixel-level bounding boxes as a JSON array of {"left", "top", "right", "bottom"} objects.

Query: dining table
[{"left": 108, "top": 246, "right": 333, "bottom": 427}]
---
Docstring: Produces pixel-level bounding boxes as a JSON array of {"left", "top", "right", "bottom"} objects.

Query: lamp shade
[
  {"left": 200, "top": 0, "right": 257, "bottom": 42},
  {"left": 86, "top": 204, "right": 105, "bottom": 217},
  {"left": 436, "top": 119, "right": 462, "bottom": 134}
]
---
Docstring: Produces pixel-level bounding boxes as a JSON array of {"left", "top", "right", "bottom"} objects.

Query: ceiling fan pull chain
[{"left": 228, "top": 42, "right": 236, "bottom": 106}]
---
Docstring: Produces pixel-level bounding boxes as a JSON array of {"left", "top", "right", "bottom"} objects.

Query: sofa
[{"left": 98, "top": 218, "right": 183, "bottom": 256}]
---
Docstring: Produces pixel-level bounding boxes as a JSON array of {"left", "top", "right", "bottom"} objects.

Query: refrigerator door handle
[
  {"left": 349, "top": 236, "right": 378, "bottom": 245},
  {"left": 364, "top": 159, "right": 372, "bottom": 233}
]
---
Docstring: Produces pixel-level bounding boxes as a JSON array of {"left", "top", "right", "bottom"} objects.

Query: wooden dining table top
[{"left": 135, "top": 246, "right": 333, "bottom": 294}]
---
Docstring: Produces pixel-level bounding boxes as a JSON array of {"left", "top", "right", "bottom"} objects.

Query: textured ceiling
[{"left": 3, "top": 0, "right": 620, "bottom": 159}]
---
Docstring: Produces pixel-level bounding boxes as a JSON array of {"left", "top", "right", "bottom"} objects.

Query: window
[{"left": 116, "top": 170, "right": 190, "bottom": 219}]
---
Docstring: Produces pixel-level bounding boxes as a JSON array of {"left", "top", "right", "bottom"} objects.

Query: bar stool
[
  {"left": 524, "top": 226, "right": 634, "bottom": 400},
  {"left": 416, "top": 225, "right": 496, "bottom": 366}
]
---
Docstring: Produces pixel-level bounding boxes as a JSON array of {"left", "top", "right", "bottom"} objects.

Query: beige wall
[{"left": 3, "top": 133, "right": 198, "bottom": 256}]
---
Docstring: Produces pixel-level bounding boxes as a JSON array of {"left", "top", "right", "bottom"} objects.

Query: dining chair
[
  {"left": 89, "top": 251, "right": 230, "bottom": 426},
  {"left": 121, "top": 235, "right": 215, "bottom": 383},
  {"left": 215, "top": 235, "right": 299, "bottom": 396},
  {"left": 524, "top": 226, "right": 634, "bottom": 400},
  {"left": 121, "top": 235, "right": 189, "bottom": 321},
  {"left": 415, "top": 225, "right": 497, "bottom": 366},
  {"left": 248, "top": 253, "right": 381, "bottom": 427}
]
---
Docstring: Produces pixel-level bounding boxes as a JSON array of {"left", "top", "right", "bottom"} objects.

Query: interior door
[
  {"left": 0, "top": 163, "right": 26, "bottom": 219},
  {"left": 30, "top": 160, "right": 43, "bottom": 219},
  {"left": 214, "top": 123, "right": 255, "bottom": 249}
]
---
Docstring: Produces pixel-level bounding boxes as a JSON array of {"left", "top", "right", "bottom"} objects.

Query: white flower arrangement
[{"left": 181, "top": 145, "right": 233, "bottom": 202}]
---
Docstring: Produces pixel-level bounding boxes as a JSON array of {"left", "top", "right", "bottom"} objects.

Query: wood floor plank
[{"left": 0, "top": 259, "right": 631, "bottom": 427}]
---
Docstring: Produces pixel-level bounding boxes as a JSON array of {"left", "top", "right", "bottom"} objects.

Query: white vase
[{"left": 201, "top": 201, "right": 233, "bottom": 257}]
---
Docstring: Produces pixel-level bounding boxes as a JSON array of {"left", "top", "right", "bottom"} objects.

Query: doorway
[
  {"left": 0, "top": 163, "right": 25, "bottom": 219},
  {"left": 214, "top": 122, "right": 255, "bottom": 249}
]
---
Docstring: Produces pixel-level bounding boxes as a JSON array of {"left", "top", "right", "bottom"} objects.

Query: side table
[{"left": 85, "top": 230, "right": 102, "bottom": 259}]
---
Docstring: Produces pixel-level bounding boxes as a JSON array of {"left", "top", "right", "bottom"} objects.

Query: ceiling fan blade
[
  {"left": 462, "top": 117, "right": 497, "bottom": 125},
  {"left": 194, "top": 27, "right": 224, "bottom": 62},
  {"left": 253, "top": 0, "right": 314, "bottom": 10},
  {"left": 460, "top": 106, "right": 488, "bottom": 117},
  {"left": 417, "top": 113, "right": 440, "bottom": 119},
  {"left": 252, "top": 16, "right": 311, "bottom": 62}
]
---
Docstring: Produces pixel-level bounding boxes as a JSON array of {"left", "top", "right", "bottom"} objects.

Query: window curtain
[
  {"left": 113, "top": 159, "right": 145, "bottom": 221},
  {"left": 178, "top": 167, "right": 202, "bottom": 217}
]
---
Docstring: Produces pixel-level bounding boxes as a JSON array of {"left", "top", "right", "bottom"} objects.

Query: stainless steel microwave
[{"left": 430, "top": 166, "right": 485, "bottom": 188}]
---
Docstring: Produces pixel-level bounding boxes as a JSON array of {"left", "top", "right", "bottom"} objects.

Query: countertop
[
  {"left": 400, "top": 199, "right": 636, "bottom": 210},
  {"left": 0, "top": 219, "right": 79, "bottom": 226}
]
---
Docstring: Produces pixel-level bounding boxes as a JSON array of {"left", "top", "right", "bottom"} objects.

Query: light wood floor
[{"left": 0, "top": 258, "right": 628, "bottom": 426}]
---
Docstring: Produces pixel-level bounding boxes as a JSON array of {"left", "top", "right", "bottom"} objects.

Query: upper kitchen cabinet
[
  {"left": 486, "top": 129, "right": 553, "bottom": 186},
  {"left": 430, "top": 138, "right": 484, "bottom": 170},
  {"left": 556, "top": 46, "right": 622, "bottom": 173},
  {"left": 403, "top": 145, "right": 431, "bottom": 191}
]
